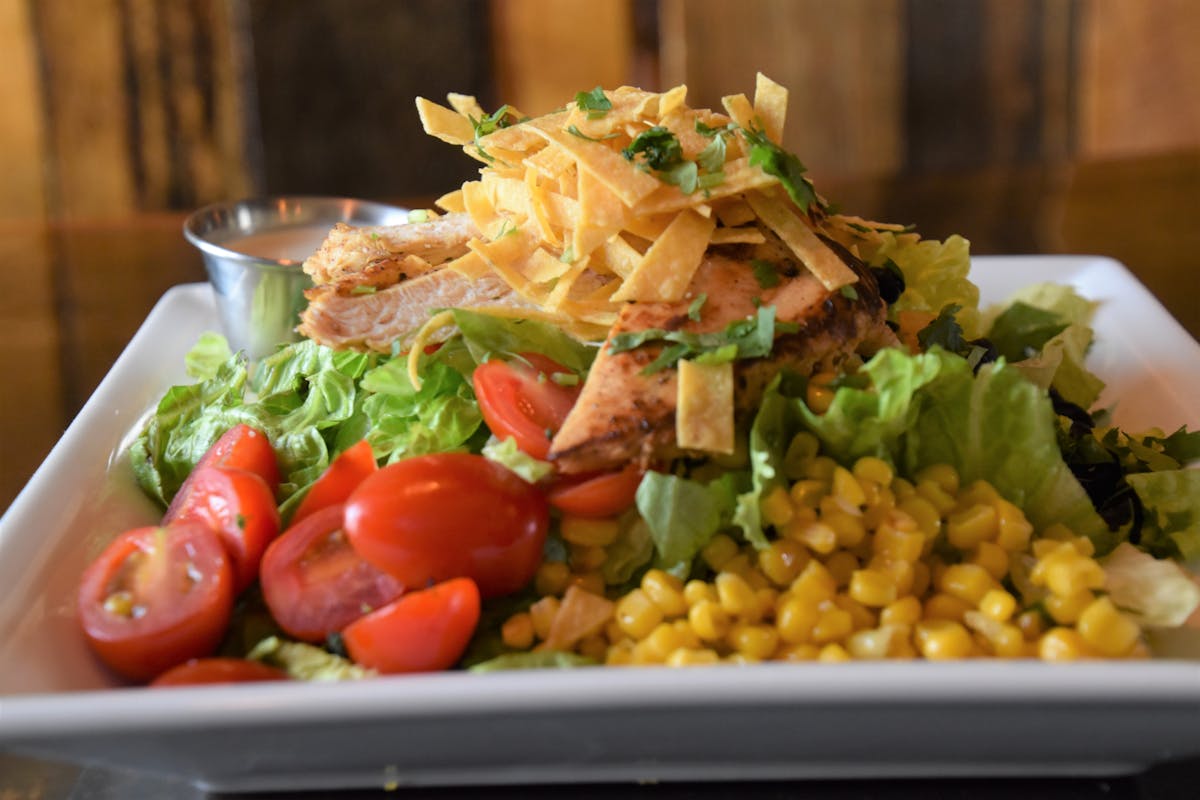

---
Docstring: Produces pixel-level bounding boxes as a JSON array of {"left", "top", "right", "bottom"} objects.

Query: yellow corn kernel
[
  {"left": 723, "top": 653, "right": 759, "bottom": 665},
  {"left": 923, "top": 592, "right": 973, "bottom": 622},
  {"left": 641, "top": 569, "right": 688, "bottom": 618},
  {"left": 701, "top": 533, "right": 740, "bottom": 571},
  {"left": 846, "top": 626, "right": 905, "bottom": 660},
  {"left": 728, "top": 623, "right": 780, "bottom": 660},
  {"left": 789, "top": 479, "right": 828, "bottom": 509},
  {"left": 1077, "top": 597, "right": 1140, "bottom": 657},
  {"left": 818, "top": 643, "right": 852, "bottom": 662},
  {"left": 812, "top": 606, "right": 854, "bottom": 644},
  {"left": 1045, "top": 589, "right": 1094, "bottom": 625},
  {"left": 956, "top": 479, "right": 1001, "bottom": 508},
  {"left": 605, "top": 640, "right": 634, "bottom": 665},
  {"left": 684, "top": 579, "right": 718, "bottom": 607},
  {"left": 915, "top": 619, "right": 973, "bottom": 660},
  {"left": 937, "top": 563, "right": 998, "bottom": 606},
  {"left": 1041, "top": 555, "right": 1106, "bottom": 599},
  {"left": 915, "top": 479, "right": 956, "bottom": 515},
  {"left": 993, "top": 498, "right": 1034, "bottom": 551},
  {"left": 716, "top": 571, "right": 761, "bottom": 620},
  {"left": 758, "top": 539, "right": 809, "bottom": 587},
  {"left": 777, "top": 643, "right": 821, "bottom": 661},
  {"left": 824, "top": 510, "right": 867, "bottom": 548},
  {"left": 719, "top": 553, "right": 754, "bottom": 579},
  {"left": 534, "top": 561, "right": 571, "bottom": 596},
  {"left": 911, "top": 560, "right": 932, "bottom": 597},
  {"left": 569, "top": 544, "right": 608, "bottom": 572},
  {"left": 1032, "top": 538, "right": 1068, "bottom": 559},
  {"left": 671, "top": 619, "right": 702, "bottom": 650},
  {"left": 853, "top": 456, "right": 894, "bottom": 487},
  {"left": 833, "top": 593, "right": 878, "bottom": 631},
  {"left": 775, "top": 594, "right": 820, "bottom": 644},
  {"left": 1038, "top": 627, "right": 1092, "bottom": 661},
  {"left": 629, "top": 639, "right": 664, "bottom": 665},
  {"left": 978, "top": 589, "right": 1017, "bottom": 622},
  {"left": 806, "top": 381, "right": 836, "bottom": 415},
  {"left": 916, "top": 463, "right": 960, "bottom": 495},
  {"left": 755, "top": 587, "right": 780, "bottom": 621},
  {"left": 824, "top": 551, "right": 859, "bottom": 588},
  {"left": 946, "top": 504, "right": 998, "bottom": 550},
  {"left": 897, "top": 495, "right": 941, "bottom": 538},
  {"left": 741, "top": 566, "right": 772, "bottom": 591},
  {"left": 849, "top": 569, "right": 898, "bottom": 608},
  {"left": 665, "top": 647, "right": 721, "bottom": 667},
  {"left": 577, "top": 634, "right": 609, "bottom": 662},
  {"left": 688, "top": 599, "right": 731, "bottom": 642},
  {"left": 789, "top": 560, "right": 838, "bottom": 603},
  {"left": 1042, "top": 522, "right": 1083, "bottom": 546},
  {"left": 760, "top": 485, "right": 795, "bottom": 528},
  {"left": 642, "top": 622, "right": 693, "bottom": 661},
  {"left": 988, "top": 624, "right": 1028, "bottom": 658},
  {"left": 804, "top": 455, "right": 838, "bottom": 481},
  {"left": 869, "top": 557, "right": 915, "bottom": 596},
  {"left": 832, "top": 466, "right": 867, "bottom": 508},
  {"left": 568, "top": 571, "right": 606, "bottom": 596},
  {"left": 1015, "top": 609, "right": 1045, "bottom": 640},
  {"left": 783, "top": 520, "right": 838, "bottom": 555},
  {"left": 501, "top": 612, "right": 535, "bottom": 649},
  {"left": 615, "top": 589, "right": 663, "bottom": 640},
  {"left": 891, "top": 477, "right": 916, "bottom": 501},
  {"left": 604, "top": 618, "right": 625, "bottom": 644},
  {"left": 1070, "top": 535, "right": 1096, "bottom": 558},
  {"left": 560, "top": 515, "right": 621, "bottom": 547},
  {"left": 970, "top": 541, "right": 1010, "bottom": 581},
  {"left": 873, "top": 523, "right": 925, "bottom": 563},
  {"left": 881, "top": 596, "right": 923, "bottom": 627},
  {"left": 529, "top": 596, "right": 561, "bottom": 641}
]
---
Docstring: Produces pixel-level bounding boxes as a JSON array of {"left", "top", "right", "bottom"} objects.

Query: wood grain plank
[
  {"left": 0, "top": 0, "right": 47, "bottom": 219},
  {"left": 490, "top": 0, "right": 635, "bottom": 115},
  {"left": 660, "top": 0, "right": 904, "bottom": 180}
]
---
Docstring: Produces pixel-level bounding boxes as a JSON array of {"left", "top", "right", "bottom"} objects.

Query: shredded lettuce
[
  {"left": 482, "top": 436, "right": 554, "bottom": 483},
  {"left": 1102, "top": 543, "right": 1200, "bottom": 627},
  {"left": 469, "top": 651, "right": 597, "bottom": 672},
  {"left": 449, "top": 309, "right": 598, "bottom": 373},
  {"left": 1127, "top": 470, "right": 1200, "bottom": 561},
  {"left": 867, "top": 233, "right": 981, "bottom": 338},
  {"left": 247, "top": 636, "right": 374, "bottom": 681},
  {"left": 634, "top": 471, "right": 743, "bottom": 576}
]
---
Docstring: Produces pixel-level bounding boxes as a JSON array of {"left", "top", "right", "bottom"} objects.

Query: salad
[{"left": 76, "top": 76, "right": 1200, "bottom": 685}]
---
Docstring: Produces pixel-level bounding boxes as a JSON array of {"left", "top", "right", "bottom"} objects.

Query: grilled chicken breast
[{"left": 547, "top": 236, "right": 897, "bottom": 474}]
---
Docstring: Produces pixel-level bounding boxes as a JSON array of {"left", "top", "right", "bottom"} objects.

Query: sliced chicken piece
[
  {"left": 548, "top": 237, "right": 896, "bottom": 474},
  {"left": 299, "top": 269, "right": 531, "bottom": 352},
  {"left": 302, "top": 213, "right": 479, "bottom": 287}
]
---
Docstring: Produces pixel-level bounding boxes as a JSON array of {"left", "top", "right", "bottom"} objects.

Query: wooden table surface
[{"left": 3, "top": 149, "right": 1198, "bottom": 514}]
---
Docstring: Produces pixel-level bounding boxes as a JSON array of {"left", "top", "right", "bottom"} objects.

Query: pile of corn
[{"left": 502, "top": 434, "right": 1145, "bottom": 664}]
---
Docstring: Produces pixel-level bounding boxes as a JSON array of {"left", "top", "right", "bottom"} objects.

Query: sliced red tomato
[
  {"left": 548, "top": 465, "right": 645, "bottom": 518},
  {"left": 150, "top": 658, "right": 289, "bottom": 687},
  {"left": 343, "top": 578, "right": 480, "bottom": 673},
  {"left": 344, "top": 453, "right": 549, "bottom": 598},
  {"left": 260, "top": 504, "right": 404, "bottom": 642},
  {"left": 472, "top": 354, "right": 580, "bottom": 459},
  {"left": 203, "top": 424, "right": 280, "bottom": 487},
  {"left": 289, "top": 440, "right": 377, "bottom": 526},
  {"left": 77, "top": 522, "right": 234, "bottom": 682},
  {"left": 166, "top": 465, "right": 281, "bottom": 592}
]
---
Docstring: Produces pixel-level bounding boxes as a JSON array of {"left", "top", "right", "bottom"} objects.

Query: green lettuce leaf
[
  {"left": 867, "top": 233, "right": 981, "bottom": 338},
  {"left": 449, "top": 309, "right": 598, "bottom": 373},
  {"left": 1101, "top": 543, "right": 1200, "bottom": 627},
  {"left": 469, "top": 651, "right": 597, "bottom": 672},
  {"left": 1126, "top": 470, "right": 1200, "bottom": 561},
  {"left": 482, "top": 436, "right": 554, "bottom": 483},
  {"left": 247, "top": 637, "right": 374, "bottom": 681},
  {"left": 184, "top": 332, "right": 234, "bottom": 380},
  {"left": 635, "top": 471, "right": 741, "bottom": 576}
]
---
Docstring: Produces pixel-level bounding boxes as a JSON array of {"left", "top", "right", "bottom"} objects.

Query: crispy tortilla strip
[
  {"left": 524, "top": 246, "right": 573, "bottom": 284},
  {"left": 658, "top": 84, "right": 688, "bottom": 117},
  {"left": 437, "top": 189, "right": 466, "bottom": 213},
  {"left": 714, "top": 197, "right": 757, "bottom": 227},
  {"left": 721, "top": 92, "right": 756, "bottom": 130},
  {"left": 611, "top": 208, "right": 716, "bottom": 302},
  {"left": 710, "top": 227, "right": 766, "bottom": 245},
  {"left": 447, "top": 93, "right": 485, "bottom": 120},
  {"left": 416, "top": 97, "right": 474, "bottom": 145},
  {"left": 753, "top": 73, "right": 788, "bottom": 142},
  {"left": 573, "top": 168, "right": 627, "bottom": 259},
  {"left": 676, "top": 359, "right": 735, "bottom": 455},
  {"left": 632, "top": 157, "right": 777, "bottom": 216},
  {"left": 599, "top": 235, "right": 642, "bottom": 279},
  {"left": 528, "top": 125, "right": 661, "bottom": 207},
  {"left": 747, "top": 191, "right": 858, "bottom": 291}
]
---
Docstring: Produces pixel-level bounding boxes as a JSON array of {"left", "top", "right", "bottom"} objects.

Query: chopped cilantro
[
  {"left": 349, "top": 285, "right": 377, "bottom": 296},
  {"left": 236, "top": 513, "right": 247, "bottom": 530},
  {"left": 471, "top": 105, "right": 513, "bottom": 139},
  {"left": 751, "top": 259, "right": 781, "bottom": 289},
  {"left": 575, "top": 86, "right": 612, "bottom": 119},
  {"left": 622, "top": 126, "right": 683, "bottom": 172},
  {"left": 696, "top": 135, "right": 726, "bottom": 173},
  {"left": 566, "top": 124, "right": 619, "bottom": 142},
  {"left": 917, "top": 304, "right": 967, "bottom": 355},
  {"left": 660, "top": 160, "right": 699, "bottom": 194},
  {"left": 609, "top": 305, "right": 793, "bottom": 374},
  {"left": 369, "top": 232, "right": 381, "bottom": 240},
  {"left": 695, "top": 119, "right": 738, "bottom": 138},
  {"left": 550, "top": 372, "right": 580, "bottom": 387},
  {"left": 741, "top": 125, "right": 818, "bottom": 212},
  {"left": 687, "top": 293, "right": 707, "bottom": 321},
  {"left": 839, "top": 285, "right": 859, "bottom": 301},
  {"left": 406, "top": 209, "right": 430, "bottom": 224},
  {"left": 692, "top": 343, "right": 739, "bottom": 365},
  {"left": 559, "top": 246, "right": 575, "bottom": 264}
]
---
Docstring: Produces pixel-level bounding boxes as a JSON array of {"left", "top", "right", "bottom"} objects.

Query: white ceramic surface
[{"left": 0, "top": 256, "right": 1198, "bottom": 791}]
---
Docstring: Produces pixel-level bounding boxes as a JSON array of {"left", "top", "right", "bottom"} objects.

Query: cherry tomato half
[
  {"left": 166, "top": 466, "right": 281, "bottom": 592},
  {"left": 77, "top": 522, "right": 234, "bottom": 682},
  {"left": 290, "top": 440, "right": 378, "bottom": 526},
  {"left": 344, "top": 453, "right": 549, "bottom": 598},
  {"left": 472, "top": 354, "right": 580, "bottom": 459},
  {"left": 150, "top": 658, "right": 289, "bottom": 687},
  {"left": 166, "top": 425, "right": 280, "bottom": 520},
  {"left": 548, "top": 465, "right": 644, "bottom": 518},
  {"left": 260, "top": 504, "right": 404, "bottom": 642},
  {"left": 343, "top": 578, "right": 480, "bottom": 673}
]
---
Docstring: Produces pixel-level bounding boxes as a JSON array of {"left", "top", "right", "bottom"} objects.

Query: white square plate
[{"left": 1, "top": 257, "right": 1198, "bottom": 792}]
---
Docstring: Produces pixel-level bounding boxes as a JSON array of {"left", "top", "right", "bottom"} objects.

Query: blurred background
[{"left": 1, "top": 0, "right": 1199, "bottom": 511}]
